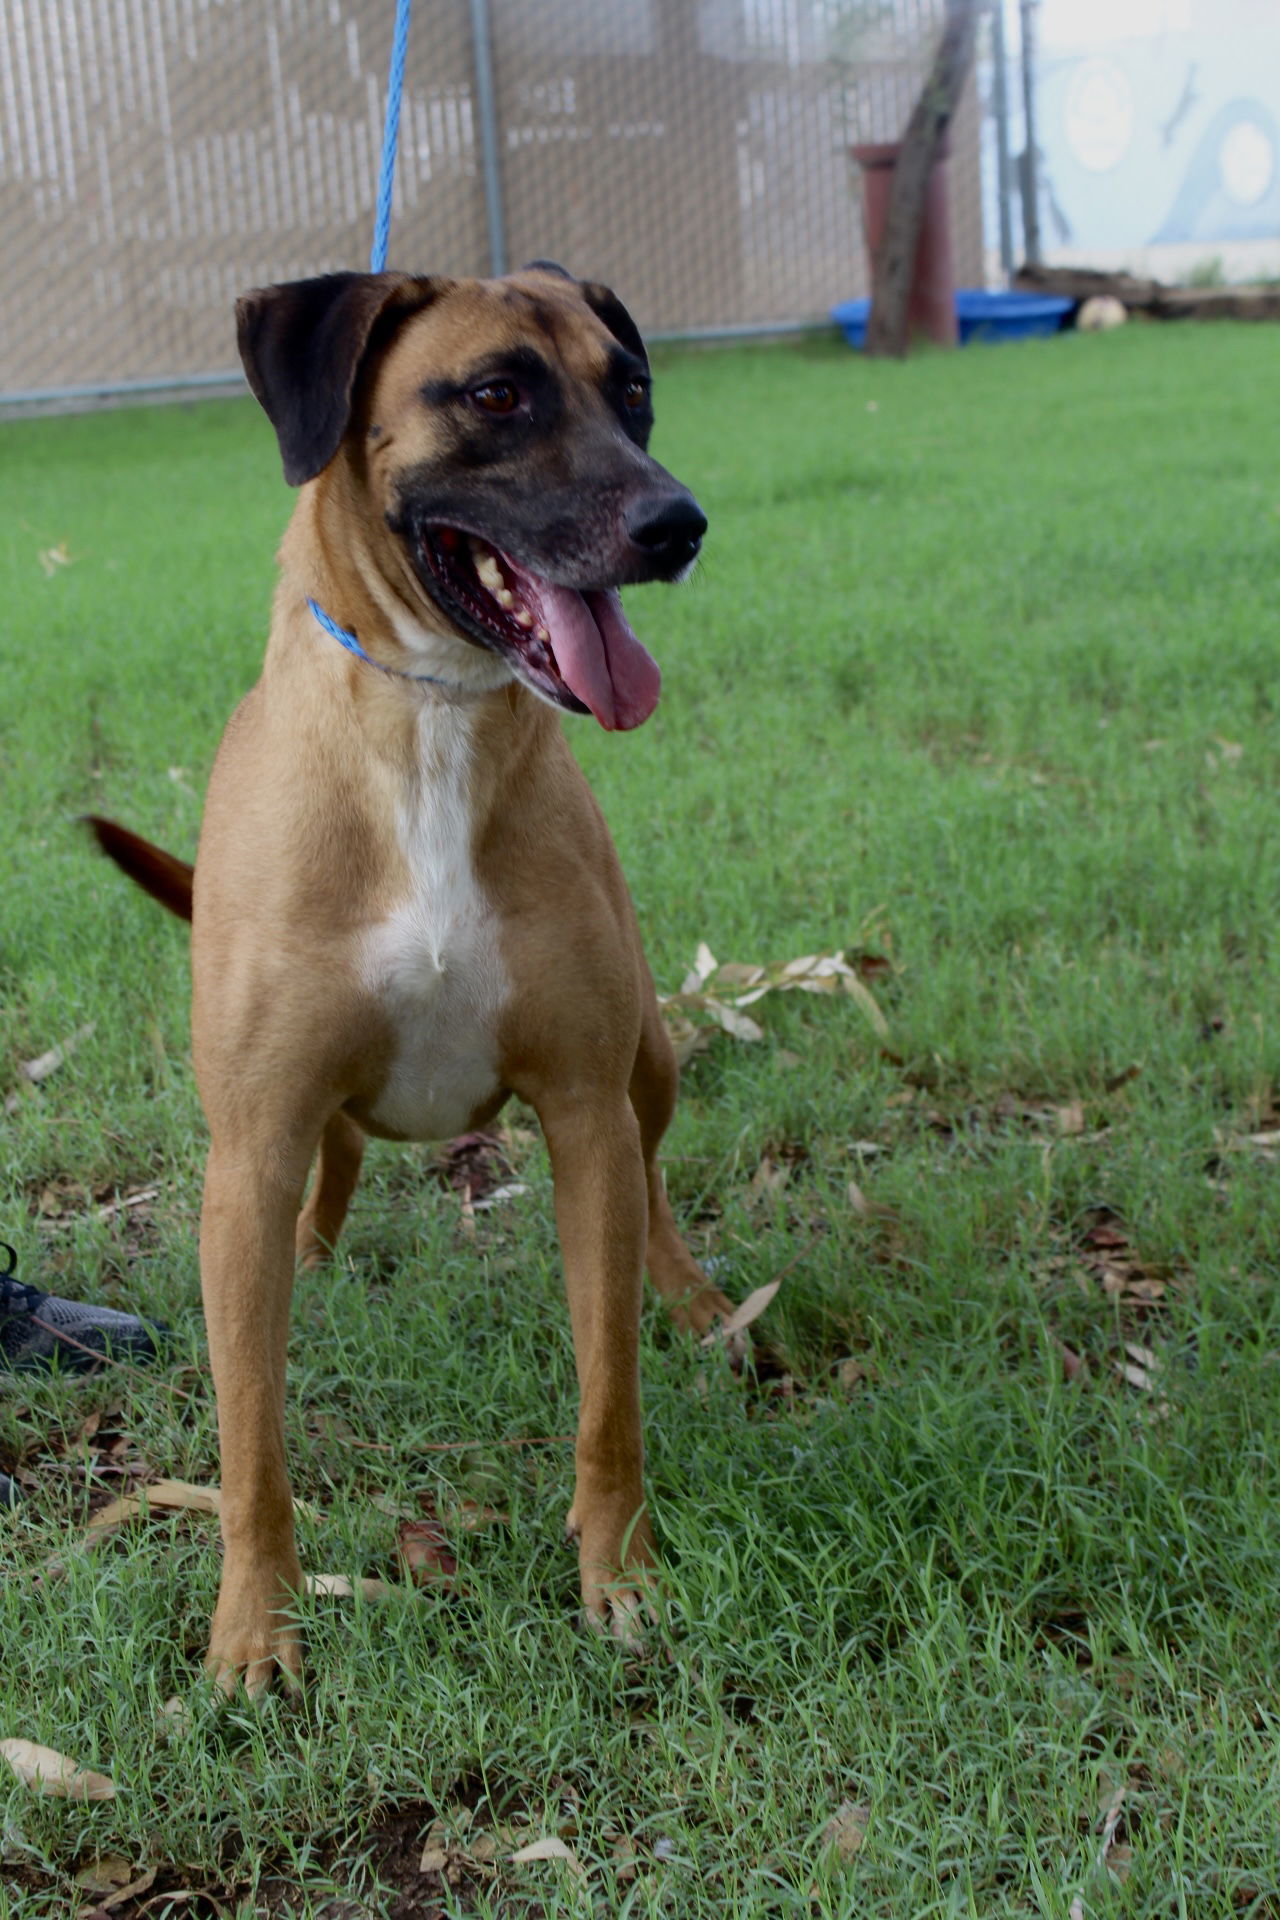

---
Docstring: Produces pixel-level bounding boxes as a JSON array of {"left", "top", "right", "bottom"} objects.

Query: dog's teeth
[
  {"left": 535, "top": 624, "right": 550, "bottom": 644},
  {"left": 514, "top": 609, "right": 534, "bottom": 630},
  {"left": 470, "top": 542, "right": 506, "bottom": 597},
  {"left": 497, "top": 588, "right": 515, "bottom": 610}
]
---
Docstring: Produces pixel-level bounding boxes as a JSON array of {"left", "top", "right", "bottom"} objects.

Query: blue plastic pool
[{"left": 831, "top": 289, "right": 1073, "bottom": 349}]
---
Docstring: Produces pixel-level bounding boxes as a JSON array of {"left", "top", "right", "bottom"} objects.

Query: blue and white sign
[{"left": 1031, "top": 0, "right": 1280, "bottom": 265}]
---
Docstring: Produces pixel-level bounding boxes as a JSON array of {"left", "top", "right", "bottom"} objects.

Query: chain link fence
[{"left": 0, "top": 0, "right": 987, "bottom": 410}]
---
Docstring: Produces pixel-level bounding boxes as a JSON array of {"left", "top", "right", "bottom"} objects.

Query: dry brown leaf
[
  {"left": 1074, "top": 1208, "right": 1182, "bottom": 1310},
  {"left": 436, "top": 1132, "right": 519, "bottom": 1208},
  {"left": 661, "top": 944, "right": 890, "bottom": 1052},
  {"left": 847, "top": 1181, "right": 870, "bottom": 1216},
  {"left": 305, "top": 1573, "right": 392, "bottom": 1601},
  {"left": 80, "top": 1866, "right": 157, "bottom": 1912},
  {"left": 1098, "top": 1782, "right": 1126, "bottom": 1842},
  {"left": 20, "top": 1023, "right": 96, "bottom": 1084},
  {"left": 841, "top": 973, "right": 890, "bottom": 1039},
  {"left": 450, "top": 1502, "right": 509, "bottom": 1531},
  {"left": 749, "top": 1154, "right": 791, "bottom": 1199},
  {"left": 824, "top": 1800, "right": 870, "bottom": 1862},
  {"left": 155, "top": 1696, "right": 193, "bottom": 1740},
  {"left": 418, "top": 1819, "right": 449, "bottom": 1873},
  {"left": 94, "top": 1186, "right": 160, "bottom": 1222},
  {"left": 609, "top": 1833, "right": 641, "bottom": 1882},
  {"left": 471, "top": 1182, "right": 529, "bottom": 1212},
  {"left": 703, "top": 999, "right": 765, "bottom": 1043},
  {"left": 508, "top": 1836, "right": 585, "bottom": 1878},
  {"left": 1116, "top": 1342, "right": 1162, "bottom": 1391},
  {"left": 87, "top": 1480, "right": 217, "bottom": 1537},
  {"left": 1, "top": 1739, "right": 117, "bottom": 1800},
  {"left": 38, "top": 1178, "right": 89, "bottom": 1217},
  {"left": 664, "top": 1012, "right": 710, "bottom": 1068},
  {"left": 74, "top": 1856, "right": 136, "bottom": 1894},
  {"left": 88, "top": 1479, "right": 315, "bottom": 1538},
  {"left": 713, "top": 961, "right": 768, "bottom": 992},
  {"left": 701, "top": 1278, "right": 780, "bottom": 1346},
  {"left": 691, "top": 940, "right": 718, "bottom": 984},
  {"left": 1096, "top": 1781, "right": 1131, "bottom": 1881},
  {"left": 396, "top": 1513, "right": 459, "bottom": 1589},
  {"left": 1106, "top": 1842, "right": 1134, "bottom": 1882},
  {"left": 1115, "top": 1359, "right": 1153, "bottom": 1391},
  {"left": 990, "top": 1091, "right": 1091, "bottom": 1136},
  {"left": 89, "top": 1478, "right": 221, "bottom": 1534}
]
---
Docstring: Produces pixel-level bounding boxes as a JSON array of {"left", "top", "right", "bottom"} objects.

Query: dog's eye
[
  {"left": 470, "top": 381, "right": 520, "bottom": 415},
  {"left": 622, "top": 378, "right": 650, "bottom": 412}
]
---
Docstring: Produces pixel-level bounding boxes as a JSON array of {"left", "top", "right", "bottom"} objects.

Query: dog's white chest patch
[{"left": 359, "top": 706, "right": 507, "bottom": 1140}]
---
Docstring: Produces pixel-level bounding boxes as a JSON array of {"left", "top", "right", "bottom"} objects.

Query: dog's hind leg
[
  {"left": 629, "top": 993, "right": 738, "bottom": 1341},
  {"left": 295, "top": 1110, "right": 365, "bottom": 1268}
]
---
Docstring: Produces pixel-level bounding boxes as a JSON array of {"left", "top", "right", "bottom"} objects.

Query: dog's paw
[
  {"left": 206, "top": 1567, "right": 304, "bottom": 1699},
  {"left": 584, "top": 1580, "right": 658, "bottom": 1654},
  {"left": 569, "top": 1494, "right": 659, "bottom": 1649},
  {"left": 206, "top": 1624, "right": 303, "bottom": 1700},
  {"left": 207, "top": 1644, "right": 303, "bottom": 1701}
]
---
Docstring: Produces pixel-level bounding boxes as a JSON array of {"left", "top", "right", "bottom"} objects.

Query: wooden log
[
  {"left": 1013, "top": 264, "right": 1163, "bottom": 310},
  {"left": 1015, "top": 264, "right": 1280, "bottom": 324},
  {"left": 1151, "top": 285, "right": 1280, "bottom": 322}
]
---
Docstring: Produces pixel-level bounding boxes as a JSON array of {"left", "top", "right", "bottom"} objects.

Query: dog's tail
[{"left": 83, "top": 816, "right": 194, "bottom": 923}]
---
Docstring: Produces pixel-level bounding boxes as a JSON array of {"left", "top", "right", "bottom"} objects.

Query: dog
[{"left": 89, "top": 262, "right": 739, "bottom": 1693}]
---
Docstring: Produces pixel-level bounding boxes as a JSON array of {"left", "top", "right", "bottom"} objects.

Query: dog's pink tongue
[{"left": 528, "top": 581, "right": 661, "bottom": 731}]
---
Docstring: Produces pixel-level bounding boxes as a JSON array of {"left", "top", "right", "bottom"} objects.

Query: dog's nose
[{"left": 625, "top": 492, "right": 708, "bottom": 570}]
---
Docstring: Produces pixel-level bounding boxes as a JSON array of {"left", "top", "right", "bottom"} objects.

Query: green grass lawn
[{"left": 2, "top": 319, "right": 1280, "bottom": 1917}]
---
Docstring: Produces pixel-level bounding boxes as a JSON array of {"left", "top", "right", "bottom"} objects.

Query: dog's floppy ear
[
  {"left": 578, "top": 281, "right": 649, "bottom": 368},
  {"left": 236, "top": 271, "right": 442, "bottom": 486}
]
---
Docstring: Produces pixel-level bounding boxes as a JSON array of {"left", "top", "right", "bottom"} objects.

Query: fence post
[
  {"left": 991, "top": 0, "right": 1016, "bottom": 279},
  {"left": 468, "top": 0, "right": 507, "bottom": 276},
  {"left": 1017, "top": 0, "right": 1041, "bottom": 265}
]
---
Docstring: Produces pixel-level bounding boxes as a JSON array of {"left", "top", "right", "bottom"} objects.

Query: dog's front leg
[
  {"left": 200, "top": 1140, "right": 305, "bottom": 1695},
  {"left": 539, "top": 1094, "right": 657, "bottom": 1641}
]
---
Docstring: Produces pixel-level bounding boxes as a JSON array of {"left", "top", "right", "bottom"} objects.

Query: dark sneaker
[
  {"left": 0, "top": 1245, "right": 166, "bottom": 1375},
  {"left": 0, "top": 1474, "right": 20, "bottom": 1506}
]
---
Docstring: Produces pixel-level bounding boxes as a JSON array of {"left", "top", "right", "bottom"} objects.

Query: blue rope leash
[
  {"left": 311, "top": 2, "right": 444, "bottom": 686},
  {"left": 307, "top": 597, "right": 457, "bottom": 689},
  {"left": 370, "top": 0, "right": 412, "bottom": 274},
  {"left": 307, "top": 596, "right": 377, "bottom": 665}
]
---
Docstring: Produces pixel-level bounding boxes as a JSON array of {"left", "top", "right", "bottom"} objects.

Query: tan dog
[{"left": 91, "top": 263, "right": 738, "bottom": 1693}]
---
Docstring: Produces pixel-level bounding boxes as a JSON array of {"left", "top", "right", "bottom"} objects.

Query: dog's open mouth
[{"left": 416, "top": 527, "right": 661, "bottom": 731}]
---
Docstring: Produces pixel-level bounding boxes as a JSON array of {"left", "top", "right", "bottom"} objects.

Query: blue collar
[{"left": 306, "top": 597, "right": 467, "bottom": 692}]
